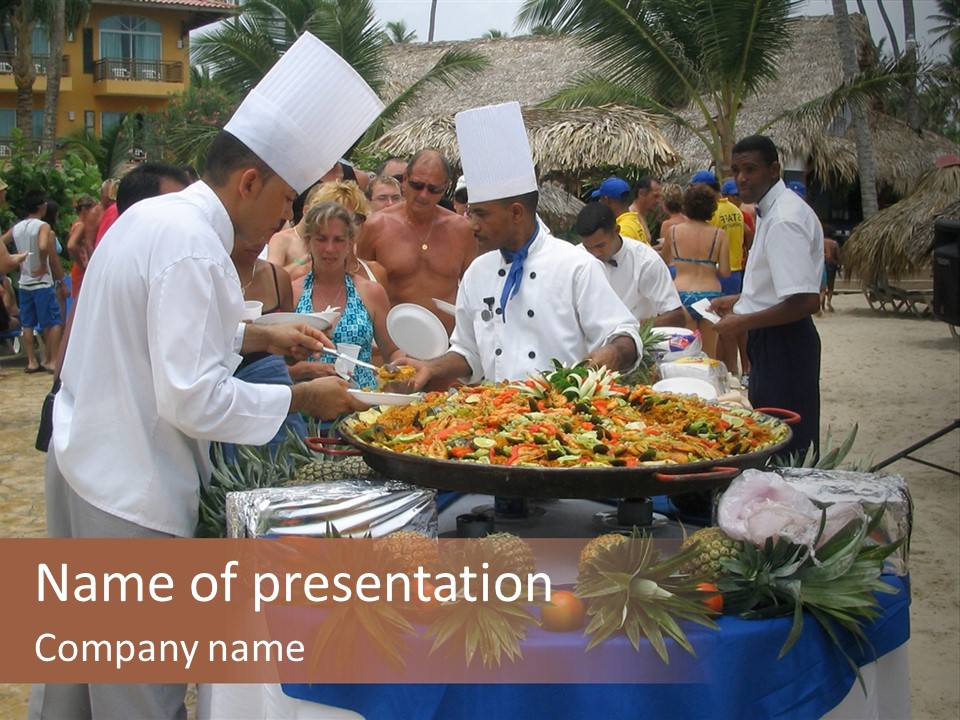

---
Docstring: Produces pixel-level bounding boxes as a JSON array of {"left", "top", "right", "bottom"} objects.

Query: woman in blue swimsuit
[
  {"left": 661, "top": 184, "right": 730, "bottom": 359},
  {"left": 288, "top": 202, "right": 402, "bottom": 389}
]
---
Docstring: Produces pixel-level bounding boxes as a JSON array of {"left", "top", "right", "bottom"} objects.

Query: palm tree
[
  {"left": 2, "top": 0, "right": 89, "bottom": 150},
  {"left": 192, "top": 0, "right": 487, "bottom": 149},
  {"left": 482, "top": 29, "right": 507, "bottom": 39},
  {"left": 928, "top": 0, "right": 960, "bottom": 64},
  {"left": 384, "top": 19, "right": 416, "bottom": 44},
  {"left": 8, "top": 0, "right": 48, "bottom": 137},
  {"left": 831, "top": 0, "right": 878, "bottom": 218},
  {"left": 428, "top": 0, "right": 437, "bottom": 42},
  {"left": 515, "top": 0, "right": 799, "bottom": 175},
  {"left": 40, "top": 0, "right": 64, "bottom": 159}
]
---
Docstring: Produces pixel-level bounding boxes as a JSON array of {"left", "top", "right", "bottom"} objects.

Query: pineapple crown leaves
[
  {"left": 306, "top": 529, "right": 416, "bottom": 674},
  {"left": 771, "top": 423, "right": 871, "bottom": 471},
  {"left": 575, "top": 530, "right": 719, "bottom": 663},
  {"left": 715, "top": 506, "right": 904, "bottom": 691},
  {"left": 423, "top": 539, "right": 543, "bottom": 669}
]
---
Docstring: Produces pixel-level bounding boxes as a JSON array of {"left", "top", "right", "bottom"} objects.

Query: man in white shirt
[
  {"left": 32, "top": 34, "right": 381, "bottom": 720},
  {"left": 576, "top": 202, "right": 684, "bottom": 327},
  {"left": 712, "top": 134, "right": 823, "bottom": 457},
  {"left": 402, "top": 102, "right": 641, "bottom": 387}
]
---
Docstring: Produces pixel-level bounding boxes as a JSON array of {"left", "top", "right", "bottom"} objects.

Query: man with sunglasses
[{"left": 358, "top": 148, "right": 476, "bottom": 336}]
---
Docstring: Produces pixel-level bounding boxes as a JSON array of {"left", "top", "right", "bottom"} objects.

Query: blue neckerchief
[{"left": 498, "top": 224, "right": 539, "bottom": 319}]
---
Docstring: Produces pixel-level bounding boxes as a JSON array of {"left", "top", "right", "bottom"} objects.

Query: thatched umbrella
[
  {"left": 843, "top": 161, "right": 960, "bottom": 284},
  {"left": 378, "top": 19, "right": 957, "bottom": 195},
  {"left": 538, "top": 182, "right": 585, "bottom": 232},
  {"left": 368, "top": 105, "right": 679, "bottom": 181}
]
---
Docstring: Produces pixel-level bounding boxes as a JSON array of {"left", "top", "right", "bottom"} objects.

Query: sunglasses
[{"left": 407, "top": 179, "right": 448, "bottom": 195}]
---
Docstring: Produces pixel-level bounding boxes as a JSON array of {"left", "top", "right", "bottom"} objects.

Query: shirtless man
[{"left": 357, "top": 149, "right": 476, "bottom": 335}]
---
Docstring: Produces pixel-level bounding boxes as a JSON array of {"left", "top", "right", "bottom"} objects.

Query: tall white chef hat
[
  {"left": 455, "top": 101, "right": 537, "bottom": 204},
  {"left": 224, "top": 33, "right": 384, "bottom": 194}
]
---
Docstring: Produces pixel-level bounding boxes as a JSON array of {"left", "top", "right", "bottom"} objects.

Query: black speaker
[{"left": 932, "top": 218, "right": 960, "bottom": 326}]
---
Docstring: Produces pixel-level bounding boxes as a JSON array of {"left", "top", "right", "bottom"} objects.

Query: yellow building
[{"left": 0, "top": 0, "right": 235, "bottom": 154}]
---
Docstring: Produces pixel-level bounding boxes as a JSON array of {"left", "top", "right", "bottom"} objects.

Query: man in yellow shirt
[
  {"left": 629, "top": 175, "right": 661, "bottom": 244},
  {"left": 591, "top": 177, "right": 644, "bottom": 243}
]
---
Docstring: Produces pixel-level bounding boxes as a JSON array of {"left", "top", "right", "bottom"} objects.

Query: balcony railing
[
  {"left": 93, "top": 58, "right": 183, "bottom": 83},
  {"left": 0, "top": 52, "right": 71, "bottom": 77}
]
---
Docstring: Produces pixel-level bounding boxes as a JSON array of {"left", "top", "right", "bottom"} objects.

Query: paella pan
[{"left": 335, "top": 368, "right": 794, "bottom": 499}]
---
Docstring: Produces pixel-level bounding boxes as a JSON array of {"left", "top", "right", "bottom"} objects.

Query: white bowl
[{"left": 652, "top": 377, "right": 718, "bottom": 401}]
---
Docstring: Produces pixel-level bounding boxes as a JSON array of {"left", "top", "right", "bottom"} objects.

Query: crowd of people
[{"left": 1, "top": 33, "right": 830, "bottom": 718}]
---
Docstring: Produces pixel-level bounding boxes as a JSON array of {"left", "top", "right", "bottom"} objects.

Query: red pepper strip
[
  {"left": 624, "top": 457, "right": 639, "bottom": 467},
  {"left": 643, "top": 427, "right": 662, "bottom": 435},
  {"left": 580, "top": 422, "right": 594, "bottom": 430},
  {"left": 506, "top": 443, "right": 538, "bottom": 465},
  {"left": 492, "top": 388, "right": 520, "bottom": 406},
  {"left": 449, "top": 446, "right": 472, "bottom": 458},
  {"left": 436, "top": 422, "right": 472, "bottom": 440}
]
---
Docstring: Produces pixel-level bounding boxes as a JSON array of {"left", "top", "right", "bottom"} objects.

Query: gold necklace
[
  {"left": 240, "top": 263, "right": 258, "bottom": 297},
  {"left": 313, "top": 275, "right": 345, "bottom": 311},
  {"left": 404, "top": 207, "right": 435, "bottom": 251}
]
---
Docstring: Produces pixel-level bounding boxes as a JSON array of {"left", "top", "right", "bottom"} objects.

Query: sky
[{"left": 371, "top": 0, "right": 951, "bottom": 61}]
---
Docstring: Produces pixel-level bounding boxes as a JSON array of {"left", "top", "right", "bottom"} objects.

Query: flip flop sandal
[{"left": 24, "top": 366, "right": 43, "bottom": 374}]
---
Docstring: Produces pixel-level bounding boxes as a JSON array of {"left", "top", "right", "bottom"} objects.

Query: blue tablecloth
[{"left": 282, "top": 574, "right": 910, "bottom": 720}]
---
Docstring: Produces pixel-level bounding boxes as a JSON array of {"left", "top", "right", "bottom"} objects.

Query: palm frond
[{"left": 362, "top": 49, "right": 489, "bottom": 144}]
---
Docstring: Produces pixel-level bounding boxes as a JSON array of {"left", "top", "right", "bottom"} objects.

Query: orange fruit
[
  {"left": 540, "top": 590, "right": 585, "bottom": 632},
  {"left": 696, "top": 581, "right": 723, "bottom": 615}
]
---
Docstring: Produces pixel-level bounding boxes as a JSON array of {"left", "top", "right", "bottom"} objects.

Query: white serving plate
[
  {"left": 387, "top": 303, "right": 449, "bottom": 359},
  {"left": 348, "top": 389, "right": 421, "bottom": 406}
]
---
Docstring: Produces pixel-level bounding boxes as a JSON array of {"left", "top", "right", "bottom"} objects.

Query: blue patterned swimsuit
[{"left": 296, "top": 272, "right": 376, "bottom": 388}]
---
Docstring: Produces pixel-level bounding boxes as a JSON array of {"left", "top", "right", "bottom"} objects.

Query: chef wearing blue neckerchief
[{"left": 398, "top": 101, "right": 642, "bottom": 387}]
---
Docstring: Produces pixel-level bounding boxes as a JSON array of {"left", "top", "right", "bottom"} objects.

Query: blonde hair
[
  {"left": 305, "top": 180, "right": 371, "bottom": 217},
  {"left": 660, "top": 183, "right": 683, "bottom": 213},
  {"left": 303, "top": 201, "right": 358, "bottom": 242}
]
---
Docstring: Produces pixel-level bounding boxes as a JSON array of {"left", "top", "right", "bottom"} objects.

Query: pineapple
[
  {"left": 578, "top": 533, "right": 627, "bottom": 576},
  {"left": 375, "top": 530, "right": 440, "bottom": 575},
  {"left": 425, "top": 534, "right": 541, "bottom": 668},
  {"left": 480, "top": 532, "right": 536, "bottom": 577},
  {"left": 289, "top": 456, "right": 379, "bottom": 485},
  {"left": 576, "top": 529, "right": 719, "bottom": 662},
  {"left": 678, "top": 526, "right": 744, "bottom": 579}
]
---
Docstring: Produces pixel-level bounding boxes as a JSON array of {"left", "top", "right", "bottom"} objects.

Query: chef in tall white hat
[
  {"left": 400, "top": 101, "right": 642, "bottom": 386},
  {"left": 33, "top": 34, "right": 383, "bottom": 719}
]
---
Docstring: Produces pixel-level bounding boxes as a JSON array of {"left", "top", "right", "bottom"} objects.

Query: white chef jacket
[
  {"left": 450, "top": 223, "right": 642, "bottom": 383},
  {"left": 53, "top": 181, "right": 292, "bottom": 537},
  {"left": 581, "top": 236, "right": 682, "bottom": 322},
  {"left": 734, "top": 180, "right": 824, "bottom": 315}
]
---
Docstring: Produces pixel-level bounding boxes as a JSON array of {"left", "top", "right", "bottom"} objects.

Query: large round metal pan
[{"left": 337, "top": 408, "right": 793, "bottom": 499}]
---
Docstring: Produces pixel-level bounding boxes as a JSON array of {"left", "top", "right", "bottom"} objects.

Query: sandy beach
[{"left": 1, "top": 291, "right": 958, "bottom": 718}]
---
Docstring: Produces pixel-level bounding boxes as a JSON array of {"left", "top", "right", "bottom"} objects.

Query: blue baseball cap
[
  {"left": 720, "top": 178, "right": 739, "bottom": 196},
  {"left": 590, "top": 177, "right": 631, "bottom": 200},
  {"left": 787, "top": 180, "right": 807, "bottom": 198},
  {"left": 690, "top": 170, "right": 718, "bottom": 187}
]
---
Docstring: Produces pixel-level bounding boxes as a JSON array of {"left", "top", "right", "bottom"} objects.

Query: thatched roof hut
[
  {"left": 371, "top": 105, "right": 679, "bottom": 181},
  {"left": 378, "top": 16, "right": 957, "bottom": 194},
  {"left": 538, "top": 181, "right": 585, "bottom": 231},
  {"left": 843, "top": 161, "right": 960, "bottom": 283}
]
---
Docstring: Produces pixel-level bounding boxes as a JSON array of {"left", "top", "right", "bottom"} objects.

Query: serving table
[{"left": 199, "top": 494, "right": 911, "bottom": 720}]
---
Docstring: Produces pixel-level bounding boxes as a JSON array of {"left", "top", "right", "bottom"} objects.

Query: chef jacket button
[
  {"left": 529, "top": 271, "right": 537, "bottom": 279},
  {"left": 495, "top": 348, "right": 503, "bottom": 356},
  {"left": 498, "top": 269, "right": 506, "bottom": 277},
  {"left": 495, "top": 307, "right": 502, "bottom": 315},
  {"left": 527, "top": 309, "right": 535, "bottom": 317},
  {"left": 528, "top": 351, "right": 536, "bottom": 359}
]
